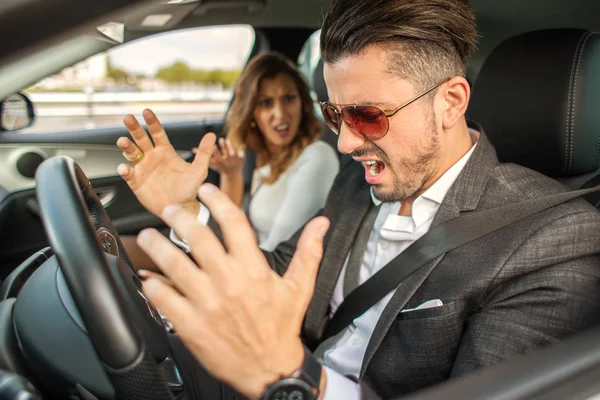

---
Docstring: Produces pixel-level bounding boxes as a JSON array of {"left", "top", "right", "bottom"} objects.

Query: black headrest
[
  {"left": 468, "top": 29, "right": 600, "bottom": 178},
  {"left": 312, "top": 59, "right": 328, "bottom": 103}
]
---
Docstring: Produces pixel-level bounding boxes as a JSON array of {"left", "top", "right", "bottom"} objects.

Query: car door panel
[{"left": 0, "top": 119, "right": 223, "bottom": 276}]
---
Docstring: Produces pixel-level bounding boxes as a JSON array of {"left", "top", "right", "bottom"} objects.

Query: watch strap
[
  {"left": 292, "top": 346, "right": 322, "bottom": 390},
  {"left": 261, "top": 346, "right": 322, "bottom": 400}
]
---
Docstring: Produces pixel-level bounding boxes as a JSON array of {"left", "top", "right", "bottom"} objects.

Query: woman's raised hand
[{"left": 206, "top": 138, "right": 246, "bottom": 175}]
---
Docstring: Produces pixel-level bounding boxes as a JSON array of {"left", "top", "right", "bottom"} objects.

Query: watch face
[
  {"left": 272, "top": 388, "right": 310, "bottom": 400},
  {"left": 263, "top": 379, "right": 315, "bottom": 400}
]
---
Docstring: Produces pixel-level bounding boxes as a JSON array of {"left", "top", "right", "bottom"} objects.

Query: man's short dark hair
[{"left": 320, "top": 0, "right": 478, "bottom": 90}]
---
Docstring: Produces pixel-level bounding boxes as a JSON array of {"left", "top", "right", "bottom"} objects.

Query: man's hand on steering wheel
[{"left": 116, "top": 108, "right": 216, "bottom": 218}]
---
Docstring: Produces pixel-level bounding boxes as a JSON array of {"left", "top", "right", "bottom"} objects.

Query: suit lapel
[
  {"left": 361, "top": 253, "right": 446, "bottom": 374},
  {"left": 304, "top": 181, "right": 373, "bottom": 341},
  {"left": 360, "top": 127, "right": 500, "bottom": 373},
  {"left": 431, "top": 124, "right": 499, "bottom": 228}
]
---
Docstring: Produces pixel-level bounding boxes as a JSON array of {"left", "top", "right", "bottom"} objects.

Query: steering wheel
[{"left": 27, "top": 156, "right": 181, "bottom": 399}]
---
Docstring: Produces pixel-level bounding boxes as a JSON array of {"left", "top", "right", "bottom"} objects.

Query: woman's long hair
[{"left": 224, "top": 52, "right": 322, "bottom": 184}]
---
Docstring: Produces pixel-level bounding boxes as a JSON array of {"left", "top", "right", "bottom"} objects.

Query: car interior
[{"left": 1, "top": 0, "right": 600, "bottom": 398}]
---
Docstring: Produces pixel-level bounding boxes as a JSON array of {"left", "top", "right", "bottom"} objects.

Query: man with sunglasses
[{"left": 121, "top": 0, "right": 600, "bottom": 399}]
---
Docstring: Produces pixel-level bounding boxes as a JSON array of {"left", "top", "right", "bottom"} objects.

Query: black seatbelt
[
  {"left": 241, "top": 150, "right": 257, "bottom": 212},
  {"left": 322, "top": 185, "right": 600, "bottom": 341}
]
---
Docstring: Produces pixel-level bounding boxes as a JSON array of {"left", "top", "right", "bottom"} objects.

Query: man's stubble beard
[{"left": 371, "top": 112, "right": 441, "bottom": 203}]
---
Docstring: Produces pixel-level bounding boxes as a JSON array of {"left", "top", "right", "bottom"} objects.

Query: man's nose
[{"left": 337, "top": 124, "right": 366, "bottom": 154}]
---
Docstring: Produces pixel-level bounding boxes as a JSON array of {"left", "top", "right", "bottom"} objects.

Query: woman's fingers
[
  {"left": 209, "top": 146, "right": 221, "bottom": 170},
  {"left": 225, "top": 139, "right": 235, "bottom": 157},
  {"left": 207, "top": 137, "right": 244, "bottom": 172},
  {"left": 218, "top": 138, "right": 227, "bottom": 156}
]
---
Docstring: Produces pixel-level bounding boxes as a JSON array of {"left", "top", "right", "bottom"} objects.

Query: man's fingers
[
  {"left": 117, "top": 163, "right": 134, "bottom": 183},
  {"left": 284, "top": 217, "right": 330, "bottom": 307},
  {"left": 139, "top": 269, "right": 174, "bottom": 287},
  {"left": 117, "top": 136, "right": 145, "bottom": 165},
  {"left": 142, "top": 277, "right": 200, "bottom": 334},
  {"left": 137, "top": 227, "right": 210, "bottom": 301},
  {"left": 139, "top": 269, "right": 189, "bottom": 297},
  {"left": 143, "top": 109, "right": 171, "bottom": 148},
  {"left": 160, "top": 204, "right": 231, "bottom": 278},
  {"left": 116, "top": 136, "right": 135, "bottom": 152},
  {"left": 192, "top": 133, "right": 217, "bottom": 177},
  {"left": 123, "top": 114, "right": 153, "bottom": 152},
  {"left": 197, "top": 183, "right": 259, "bottom": 259}
]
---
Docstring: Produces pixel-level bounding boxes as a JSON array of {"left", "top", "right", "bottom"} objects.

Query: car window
[
  {"left": 19, "top": 25, "right": 255, "bottom": 134},
  {"left": 298, "top": 29, "right": 322, "bottom": 118},
  {"left": 298, "top": 29, "right": 321, "bottom": 88}
]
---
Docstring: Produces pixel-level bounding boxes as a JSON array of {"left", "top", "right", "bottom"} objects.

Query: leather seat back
[{"left": 467, "top": 29, "right": 600, "bottom": 194}]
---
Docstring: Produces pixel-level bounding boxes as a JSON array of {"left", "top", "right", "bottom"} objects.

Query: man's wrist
[
  {"left": 255, "top": 343, "right": 323, "bottom": 400},
  {"left": 250, "top": 342, "right": 304, "bottom": 399}
]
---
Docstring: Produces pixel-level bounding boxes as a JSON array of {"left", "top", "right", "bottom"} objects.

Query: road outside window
[{"left": 19, "top": 25, "right": 255, "bottom": 134}]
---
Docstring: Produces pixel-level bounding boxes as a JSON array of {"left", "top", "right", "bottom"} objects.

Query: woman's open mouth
[{"left": 274, "top": 123, "right": 290, "bottom": 138}]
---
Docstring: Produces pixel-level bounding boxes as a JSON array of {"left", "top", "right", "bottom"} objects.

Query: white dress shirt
[{"left": 321, "top": 136, "right": 478, "bottom": 400}]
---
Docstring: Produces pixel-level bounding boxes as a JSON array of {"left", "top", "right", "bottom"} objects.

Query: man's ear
[{"left": 440, "top": 76, "right": 470, "bottom": 130}]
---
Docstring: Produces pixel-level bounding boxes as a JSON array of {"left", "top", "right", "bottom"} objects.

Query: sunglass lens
[
  {"left": 321, "top": 104, "right": 341, "bottom": 134},
  {"left": 342, "top": 106, "right": 388, "bottom": 139}
]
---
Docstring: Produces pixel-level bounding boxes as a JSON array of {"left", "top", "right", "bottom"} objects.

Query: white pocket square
[{"left": 401, "top": 299, "right": 444, "bottom": 313}]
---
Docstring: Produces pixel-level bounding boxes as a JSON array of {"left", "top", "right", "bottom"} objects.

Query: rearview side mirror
[{"left": 0, "top": 93, "right": 35, "bottom": 132}]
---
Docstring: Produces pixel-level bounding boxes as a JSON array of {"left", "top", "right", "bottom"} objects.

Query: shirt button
[
  {"left": 380, "top": 242, "right": 388, "bottom": 251},
  {"left": 351, "top": 337, "right": 361, "bottom": 346}
]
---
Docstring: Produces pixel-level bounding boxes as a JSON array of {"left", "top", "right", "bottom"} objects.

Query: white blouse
[
  {"left": 249, "top": 141, "right": 340, "bottom": 251},
  {"left": 169, "top": 140, "right": 340, "bottom": 253}
]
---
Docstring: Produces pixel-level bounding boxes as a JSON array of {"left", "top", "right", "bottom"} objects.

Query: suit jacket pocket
[
  {"left": 366, "top": 299, "right": 467, "bottom": 398},
  {"left": 397, "top": 300, "right": 458, "bottom": 320}
]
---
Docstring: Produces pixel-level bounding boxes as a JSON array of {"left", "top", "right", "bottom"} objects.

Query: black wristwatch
[{"left": 261, "top": 346, "right": 322, "bottom": 400}]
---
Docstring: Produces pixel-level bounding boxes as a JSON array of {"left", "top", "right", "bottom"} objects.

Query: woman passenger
[{"left": 208, "top": 52, "right": 339, "bottom": 250}]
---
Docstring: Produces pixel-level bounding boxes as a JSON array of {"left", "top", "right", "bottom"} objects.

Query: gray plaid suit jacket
[{"left": 229, "top": 130, "right": 600, "bottom": 398}]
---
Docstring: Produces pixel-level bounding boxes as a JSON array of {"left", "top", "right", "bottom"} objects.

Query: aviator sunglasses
[{"left": 320, "top": 78, "right": 451, "bottom": 140}]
